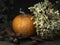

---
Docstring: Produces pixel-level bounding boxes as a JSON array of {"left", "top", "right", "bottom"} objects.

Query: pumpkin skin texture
[{"left": 12, "top": 14, "right": 35, "bottom": 37}]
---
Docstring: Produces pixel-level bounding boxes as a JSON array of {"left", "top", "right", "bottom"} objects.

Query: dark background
[{"left": 0, "top": 0, "right": 60, "bottom": 20}]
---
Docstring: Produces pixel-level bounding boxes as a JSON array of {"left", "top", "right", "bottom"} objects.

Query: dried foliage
[{"left": 28, "top": 0, "right": 60, "bottom": 39}]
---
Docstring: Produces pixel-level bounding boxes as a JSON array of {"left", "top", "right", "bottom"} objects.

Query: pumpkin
[{"left": 12, "top": 14, "right": 35, "bottom": 37}]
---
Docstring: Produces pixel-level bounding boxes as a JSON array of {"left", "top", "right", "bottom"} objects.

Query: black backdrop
[
  {"left": 9, "top": 0, "right": 59, "bottom": 20},
  {"left": 14, "top": 0, "right": 57, "bottom": 14},
  {"left": 0, "top": 0, "right": 59, "bottom": 20}
]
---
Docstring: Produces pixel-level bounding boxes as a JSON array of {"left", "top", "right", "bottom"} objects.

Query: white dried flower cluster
[{"left": 28, "top": 0, "right": 60, "bottom": 39}]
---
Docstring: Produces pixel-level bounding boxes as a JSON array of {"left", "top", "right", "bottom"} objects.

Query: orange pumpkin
[{"left": 12, "top": 14, "right": 35, "bottom": 37}]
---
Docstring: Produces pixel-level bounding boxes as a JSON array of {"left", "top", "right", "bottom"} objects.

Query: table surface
[
  {"left": 20, "top": 39, "right": 60, "bottom": 45},
  {"left": 0, "top": 39, "right": 60, "bottom": 45}
]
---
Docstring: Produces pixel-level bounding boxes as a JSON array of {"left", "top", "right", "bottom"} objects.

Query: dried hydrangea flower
[{"left": 28, "top": 0, "right": 60, "bottom": 39}]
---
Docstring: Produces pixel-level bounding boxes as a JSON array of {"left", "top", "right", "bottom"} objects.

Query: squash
[{"left": 12, "top": 14, "right": 35, "bottom": 37}]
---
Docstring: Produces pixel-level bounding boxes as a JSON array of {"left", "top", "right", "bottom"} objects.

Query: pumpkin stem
[{"left": 19, "top": 8, "right": 26, "bottom": 15}]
